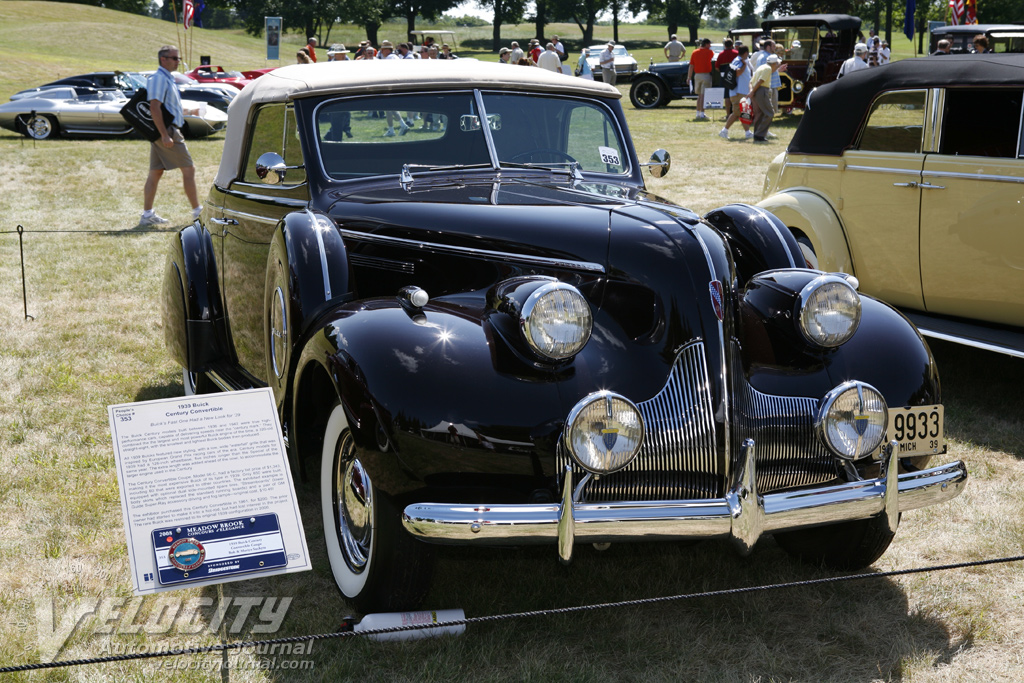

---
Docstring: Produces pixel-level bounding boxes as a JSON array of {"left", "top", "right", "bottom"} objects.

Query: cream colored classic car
[{"left": 759, "top": 54, "right": 1024, "bottom": 357}]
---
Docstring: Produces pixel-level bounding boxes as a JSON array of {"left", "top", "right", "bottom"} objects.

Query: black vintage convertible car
[{"left": 162, "top": 60, "right": 966, "bottom": 611}]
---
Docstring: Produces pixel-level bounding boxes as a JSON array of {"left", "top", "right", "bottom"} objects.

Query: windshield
[
  {"left": 314, "top": 91, "right": 628, "bottom": 181},
  {"left": 770, "top": 27, "right": 820, "bottom": 62}
]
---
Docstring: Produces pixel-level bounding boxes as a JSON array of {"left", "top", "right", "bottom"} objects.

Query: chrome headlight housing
[
  {"left": 565, "top": 391, "right": 645, "bottom": 474},
  {"left": 815, "top": 381, "right": 888, "bottom": 460},
  {"left": 793, "top": 80, "right": 805, "bottom": 94},
  {"left": 520, "top": 281, "right": 592, "bottom": 361},
  {"left": 797, "top": 275, "right": 861, "bottom": 347}
]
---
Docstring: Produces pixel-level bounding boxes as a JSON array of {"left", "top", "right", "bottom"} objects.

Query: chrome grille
[
  {"left": 735, "top": 381, "right": 839, "bottom": 493},
  {"left": 561, "top": 342, "right": 721, "bottom": 501}
]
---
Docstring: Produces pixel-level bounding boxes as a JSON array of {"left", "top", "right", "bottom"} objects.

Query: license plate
[{"left": 889, "top": 405, "right": 944, "bottom": 456}]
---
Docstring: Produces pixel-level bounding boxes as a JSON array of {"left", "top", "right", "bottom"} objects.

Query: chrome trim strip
[
  {"left": 845, "top": 166, "right": 921, "bottom": 176},
  {"left": 307, "top": 210, "right": 332, "bottom": 301},
  {"left": 473, "top": 89, "right": 500, "bottom": 170},
  {"left": 402, "top": 460, "right": 968, "bottom": 546},
  {"left": 748, "top": 204, "right": 798, "bottom": 268},
  {"left": 223, "top": 208, "right": 283, "bottom": 225},
  {"left": 923, "top": 170, "right": 1024, "bottom": 185},
  {"left": 338, "top": 229, "right": 606, "bottom": 273},
  {"left": 914, "top": 328, "right": 1024, "bottom": 359},
  {"left": 783, "top": 162, "right": 840, "bottom": 170}
]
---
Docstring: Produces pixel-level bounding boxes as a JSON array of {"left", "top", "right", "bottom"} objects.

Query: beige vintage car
[{"left": 759, "top": 53, "right": 1024, "bottom": 357}]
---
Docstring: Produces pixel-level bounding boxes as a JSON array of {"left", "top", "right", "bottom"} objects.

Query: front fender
[
  {"left": 704, "top": 203, "right": 803, "bottom": 287},
  {"left": 756, "top": 190, "right": 853, "bottom": 274},
  {"left": 291, "top": 299, "right": 567, "bottom": 503},
  {"left": 161, "top": 222, "right": 228, "bottom": 372}
]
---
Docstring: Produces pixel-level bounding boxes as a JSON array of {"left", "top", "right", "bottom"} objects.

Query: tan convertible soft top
[{"left": 215, "top": 59, "right": 620, "bottom": 188}]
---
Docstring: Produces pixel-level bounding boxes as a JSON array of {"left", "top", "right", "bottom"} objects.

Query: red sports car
[
  {"left": 185, "top": 66, "right": 252, "bottom": 90},
  {"left": 240, "top": 68, "right": 277, "bottom": 80}
]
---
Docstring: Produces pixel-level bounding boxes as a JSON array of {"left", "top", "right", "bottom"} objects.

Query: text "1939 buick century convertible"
[{"left": 161, "top": 61, "right": 967, "bottom": 611}]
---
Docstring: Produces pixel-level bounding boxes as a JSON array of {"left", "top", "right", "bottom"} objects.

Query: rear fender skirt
[{"left": 161, "top": 223, "right": 229, "bottom": 372}]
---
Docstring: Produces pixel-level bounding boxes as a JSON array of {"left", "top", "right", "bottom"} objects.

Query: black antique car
[
  {"left": 929, "top": 24, "right": 1024, "bottom": 54},
  {"left": 162, "top": 60, "right": 966, "bottom": 611}
]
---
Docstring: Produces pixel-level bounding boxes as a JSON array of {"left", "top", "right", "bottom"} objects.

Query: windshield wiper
[
  {"left": 497, "top": 161, "right": 584, "bottom": 182},
  {"left": 400, "top": 163, "right": 494, "bottom": 191}
]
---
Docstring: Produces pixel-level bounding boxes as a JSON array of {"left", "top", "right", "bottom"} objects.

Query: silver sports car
[{"left": 0, "top": 87, "right": 228, "bottom": 140}]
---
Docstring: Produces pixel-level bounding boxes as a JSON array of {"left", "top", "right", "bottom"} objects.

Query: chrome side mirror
[
  {"left": 460, "top": 115, "right": 480, "bottom": 132},
  {"left": 255, "top": 152, "right": 288, "bottom": 185},
  {"left": 645, "top": 149, "right": 671, "bottom": 178}
]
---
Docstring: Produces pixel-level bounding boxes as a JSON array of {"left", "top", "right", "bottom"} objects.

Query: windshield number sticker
[{"left": 599, "top": 146, "right": 621, "bottom": 167}]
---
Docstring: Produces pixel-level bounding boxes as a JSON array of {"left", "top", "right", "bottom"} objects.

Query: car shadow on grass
[{"left": 931, "top": 339, "right": 1024, "bottom": 458}]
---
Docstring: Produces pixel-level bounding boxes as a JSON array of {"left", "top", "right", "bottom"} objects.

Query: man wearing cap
[
  {"left": 530, "top": 39, "right": 543, "bottom": 64},
  {"left": 538, "top": 42, "right": 561, "bottom": 73},
  {"left": 664, "top": 34, "right": 685, "bottom": 62},
  {"left": 838, "top": 43, "right": 869, "bottom": 77},
  {"left": 599, "top": 41, "right": 617, "bottom": 85},
  {"left": 749, "top": 54, "right": 783, "bottom": 142},
  {"left": 552, "top": 35, "right": 567, "bottom": 61},
  {"left": 687, "top": 38, "right": 715, "bottom": 120},
  {"left": 498, "top": 47, "right": 512, "bottom": 64},
  {"left": 509, "top": 41, "right": 524, "bottom": 64},
  {"left": 378, "top": 40, "right": 400, "bottom": 60}
]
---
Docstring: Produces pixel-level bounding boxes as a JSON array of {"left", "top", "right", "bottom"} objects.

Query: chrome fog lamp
[
  {"left": 521, "top": 282, "right": 592, "bottom": 360},
  {"left": 565, "top": 391, "right": 645, "bottom": 474},
  {"left": 815, "top": 381, "right": 887, "bottom": 460},
  {"left": 797, "top": 275, "right": 861, "bottom": 347}
]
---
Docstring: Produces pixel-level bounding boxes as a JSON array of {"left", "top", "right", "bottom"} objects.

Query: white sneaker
[
  {"left": 384, "top": 128, "right": 396, "bottom": 137},
  {"left": 719, "top": 128, "right": 729, "bottom": 139},
  {"left": 399, "top": 122, "right": 410, "bottom": 136},
  {"left": 139, "top": 213, "right": 169, "bottom": 226},
  {"left": 745, "top": 130, "right": 754, "bottom": 139},
  {"left": 766, "top": 131, "right": 778, "bottom": 139},
  {"left": 191, "top": 206, "right": 202, "bottom": 221},
  {"left": 696, "top": 112, "right": 708, "bottom": 120}
]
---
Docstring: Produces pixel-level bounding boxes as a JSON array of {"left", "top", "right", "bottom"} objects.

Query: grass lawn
[{"left": 3, "top": 3, "right": 1024, "bottom": 682}]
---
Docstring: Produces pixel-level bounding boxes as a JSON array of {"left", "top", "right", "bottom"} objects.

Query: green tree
[
  {"left": 396, "top": 0, "right": 462, "bottom": 38},
  {"left": 480, "top": 0, "right": 527, "bottom": 51},
  {"left": 550, "top": 0, "right": 607, "bottom": 45}
]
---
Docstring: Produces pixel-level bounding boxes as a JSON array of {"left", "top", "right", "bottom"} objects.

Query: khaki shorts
[
  {"left": 150, "top": 127, "right": 194, "bottom": 171},
  {"left": 693, "top": 73, "right": 712, "bottom": 95}
]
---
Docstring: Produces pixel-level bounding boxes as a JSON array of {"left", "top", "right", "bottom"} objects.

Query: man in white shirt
[
  {"left": 538, "top": 43, "right": 562, "bottom": 73},
  {"left": 552, "top": 35, "right": 567, "bottom": 61},
  {"left": 838, "top": 43, "right": 869, "bottom": 77},
  {"left": 664, "top": 34, "right": 685, "bottom": 62},
  {"left": 599, "top": 42, "right": 617, "bottom": 85}
]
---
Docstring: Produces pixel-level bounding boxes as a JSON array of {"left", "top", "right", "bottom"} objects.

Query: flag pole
[{"left": 169, "top": 0, "right": 183, "bottom": 69}]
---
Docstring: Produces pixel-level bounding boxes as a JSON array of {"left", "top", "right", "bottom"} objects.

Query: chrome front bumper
[{"left": 402, "top": 440, "right": 968, "bottom": 562}]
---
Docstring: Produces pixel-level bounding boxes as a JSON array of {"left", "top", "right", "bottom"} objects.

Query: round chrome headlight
[
  {"left": 815, "top": 381, "right": 888, "bottom": 460},
  {"left": 793, "top": 81, "right": 805, "bottom": 94},
  {"left": 521, "top": 282, "right": 592, "bottom": 360},
  {"left": 798, "top": 275, "right": 861, "bottom": 347},
  {"left": 565, "top": 391, "right": 645, "bottom": 474}
]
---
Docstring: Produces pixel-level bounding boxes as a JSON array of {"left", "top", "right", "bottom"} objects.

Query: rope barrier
[{"left": 3, "top": 553, "right": 1022, "bottom": 673}]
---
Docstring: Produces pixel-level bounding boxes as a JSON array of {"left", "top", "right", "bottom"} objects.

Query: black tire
[
  {"left": 321, "top": 403, "right": 434, "bottom": 612},
  {"left": 773, "top": 514, "right": 898, "bottom": 570},
  {"left": 23, "top": 114, "right": 57, "bottom": 140},
  {"left": 630, "top": 77, "right": 667, "bottom": 109}
]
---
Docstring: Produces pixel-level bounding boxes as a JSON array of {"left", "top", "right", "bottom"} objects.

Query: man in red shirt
[
  {"left": 687, "top": 38, "right": 715, "bottom": 120},
  {"left": 306, "top": 37, "right": 318, "bottom": 63},
  {"left": 715, "top": 38, "right": 738, "bottom": 118}
]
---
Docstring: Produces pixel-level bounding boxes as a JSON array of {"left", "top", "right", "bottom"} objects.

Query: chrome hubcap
[
  {"left": 28, "top": 116, "right": 51, "bottom": 139},
  {"left": 269, "top": 286, "right": 287, "bottom": 378},
  {"left": 334, "top": 431, "right": 372, "bottom": 572}
]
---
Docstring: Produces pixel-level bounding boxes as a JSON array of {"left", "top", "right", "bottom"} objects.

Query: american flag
[
  {"left": 949, "top": 0, "right": 964, "bottom": 25},
  {"left": 183, "top": 0, "right": 194, "bottom": 30},
  {"left": 965, "top": 0, "right": 977, "bottom": 24}
]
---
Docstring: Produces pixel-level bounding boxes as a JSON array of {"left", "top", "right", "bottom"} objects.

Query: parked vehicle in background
[
  {"left": 759, "top": 54, "right": 1024, "bottom": 357},
  {"left": 11, "top": 71, "right": 137, "bottom": 100},
  {"left": 762, "top": 13, "right": 861, "bottom": 110},
  {"left": 130, "top": 71, "right": 236, "bottom": 113},
  {"left": 241, "top": 68, "right": 277, "bottom": 80},
  {"left": 409, "top": 30, "right": 458, "bottom": 54},
  {"left": 929, "top": 24, "right": 1024, "bottom": 53},
  {"left": 728, "top": 27, "right": 766, "bottom": 47},
  {"left": 585, "top": 44, "right": 638, "bottom": 82},
  {"left": 186, "top": 65, "right": 252, "bottom": 90},
  {"left": 628, "top": 59, "right": 694, "bottom": 108},
  {"left": 0, "top": 87, "right": 227, "bottom": 140},
  {"left": 162, "top": 60, "right": 967, "bottom": 611}
]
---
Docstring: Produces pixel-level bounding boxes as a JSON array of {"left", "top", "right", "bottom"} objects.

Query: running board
[
  {"left": 902, "top": 310, "right": 1024, "bottom": 359},
  {"left": 205, "top": 363, "right": 262, "bottom": 392}
]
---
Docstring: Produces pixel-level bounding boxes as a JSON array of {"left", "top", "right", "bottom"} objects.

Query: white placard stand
[{"left": 109, "top": 388, "right": 310, "bottom": 594}]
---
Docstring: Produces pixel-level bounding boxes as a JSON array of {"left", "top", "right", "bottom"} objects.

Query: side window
[
  {"left": 857, "top": 90, "right": 926, "bottom": 154},
  {"left": 242, "top": 103, "right": 306, "bottom": 185},
  {"left": 940, "top": 88, "right": 1023, "bottom": 158},
  {"left": 566, "top": 104, "right": 625, "bottom": 173}
]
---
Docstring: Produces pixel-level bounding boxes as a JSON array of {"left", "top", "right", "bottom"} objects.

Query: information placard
[{"left": 109, "top": 388, "right": 310, "bottom": 595}]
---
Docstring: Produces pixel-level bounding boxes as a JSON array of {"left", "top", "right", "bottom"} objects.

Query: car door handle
[
  {"left": 892, "top": 182, "right": 917, "bottom": 187},
  {"left": 209, "top": 217, "right": 238, "bottom": 225},
  {"left": 918, "top": 183, "right": 945, "bottom": 190}
]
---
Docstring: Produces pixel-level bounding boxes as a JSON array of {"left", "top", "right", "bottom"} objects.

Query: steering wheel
[{"left": 508, "top": 148, "right": 577, "bottom": 164}]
